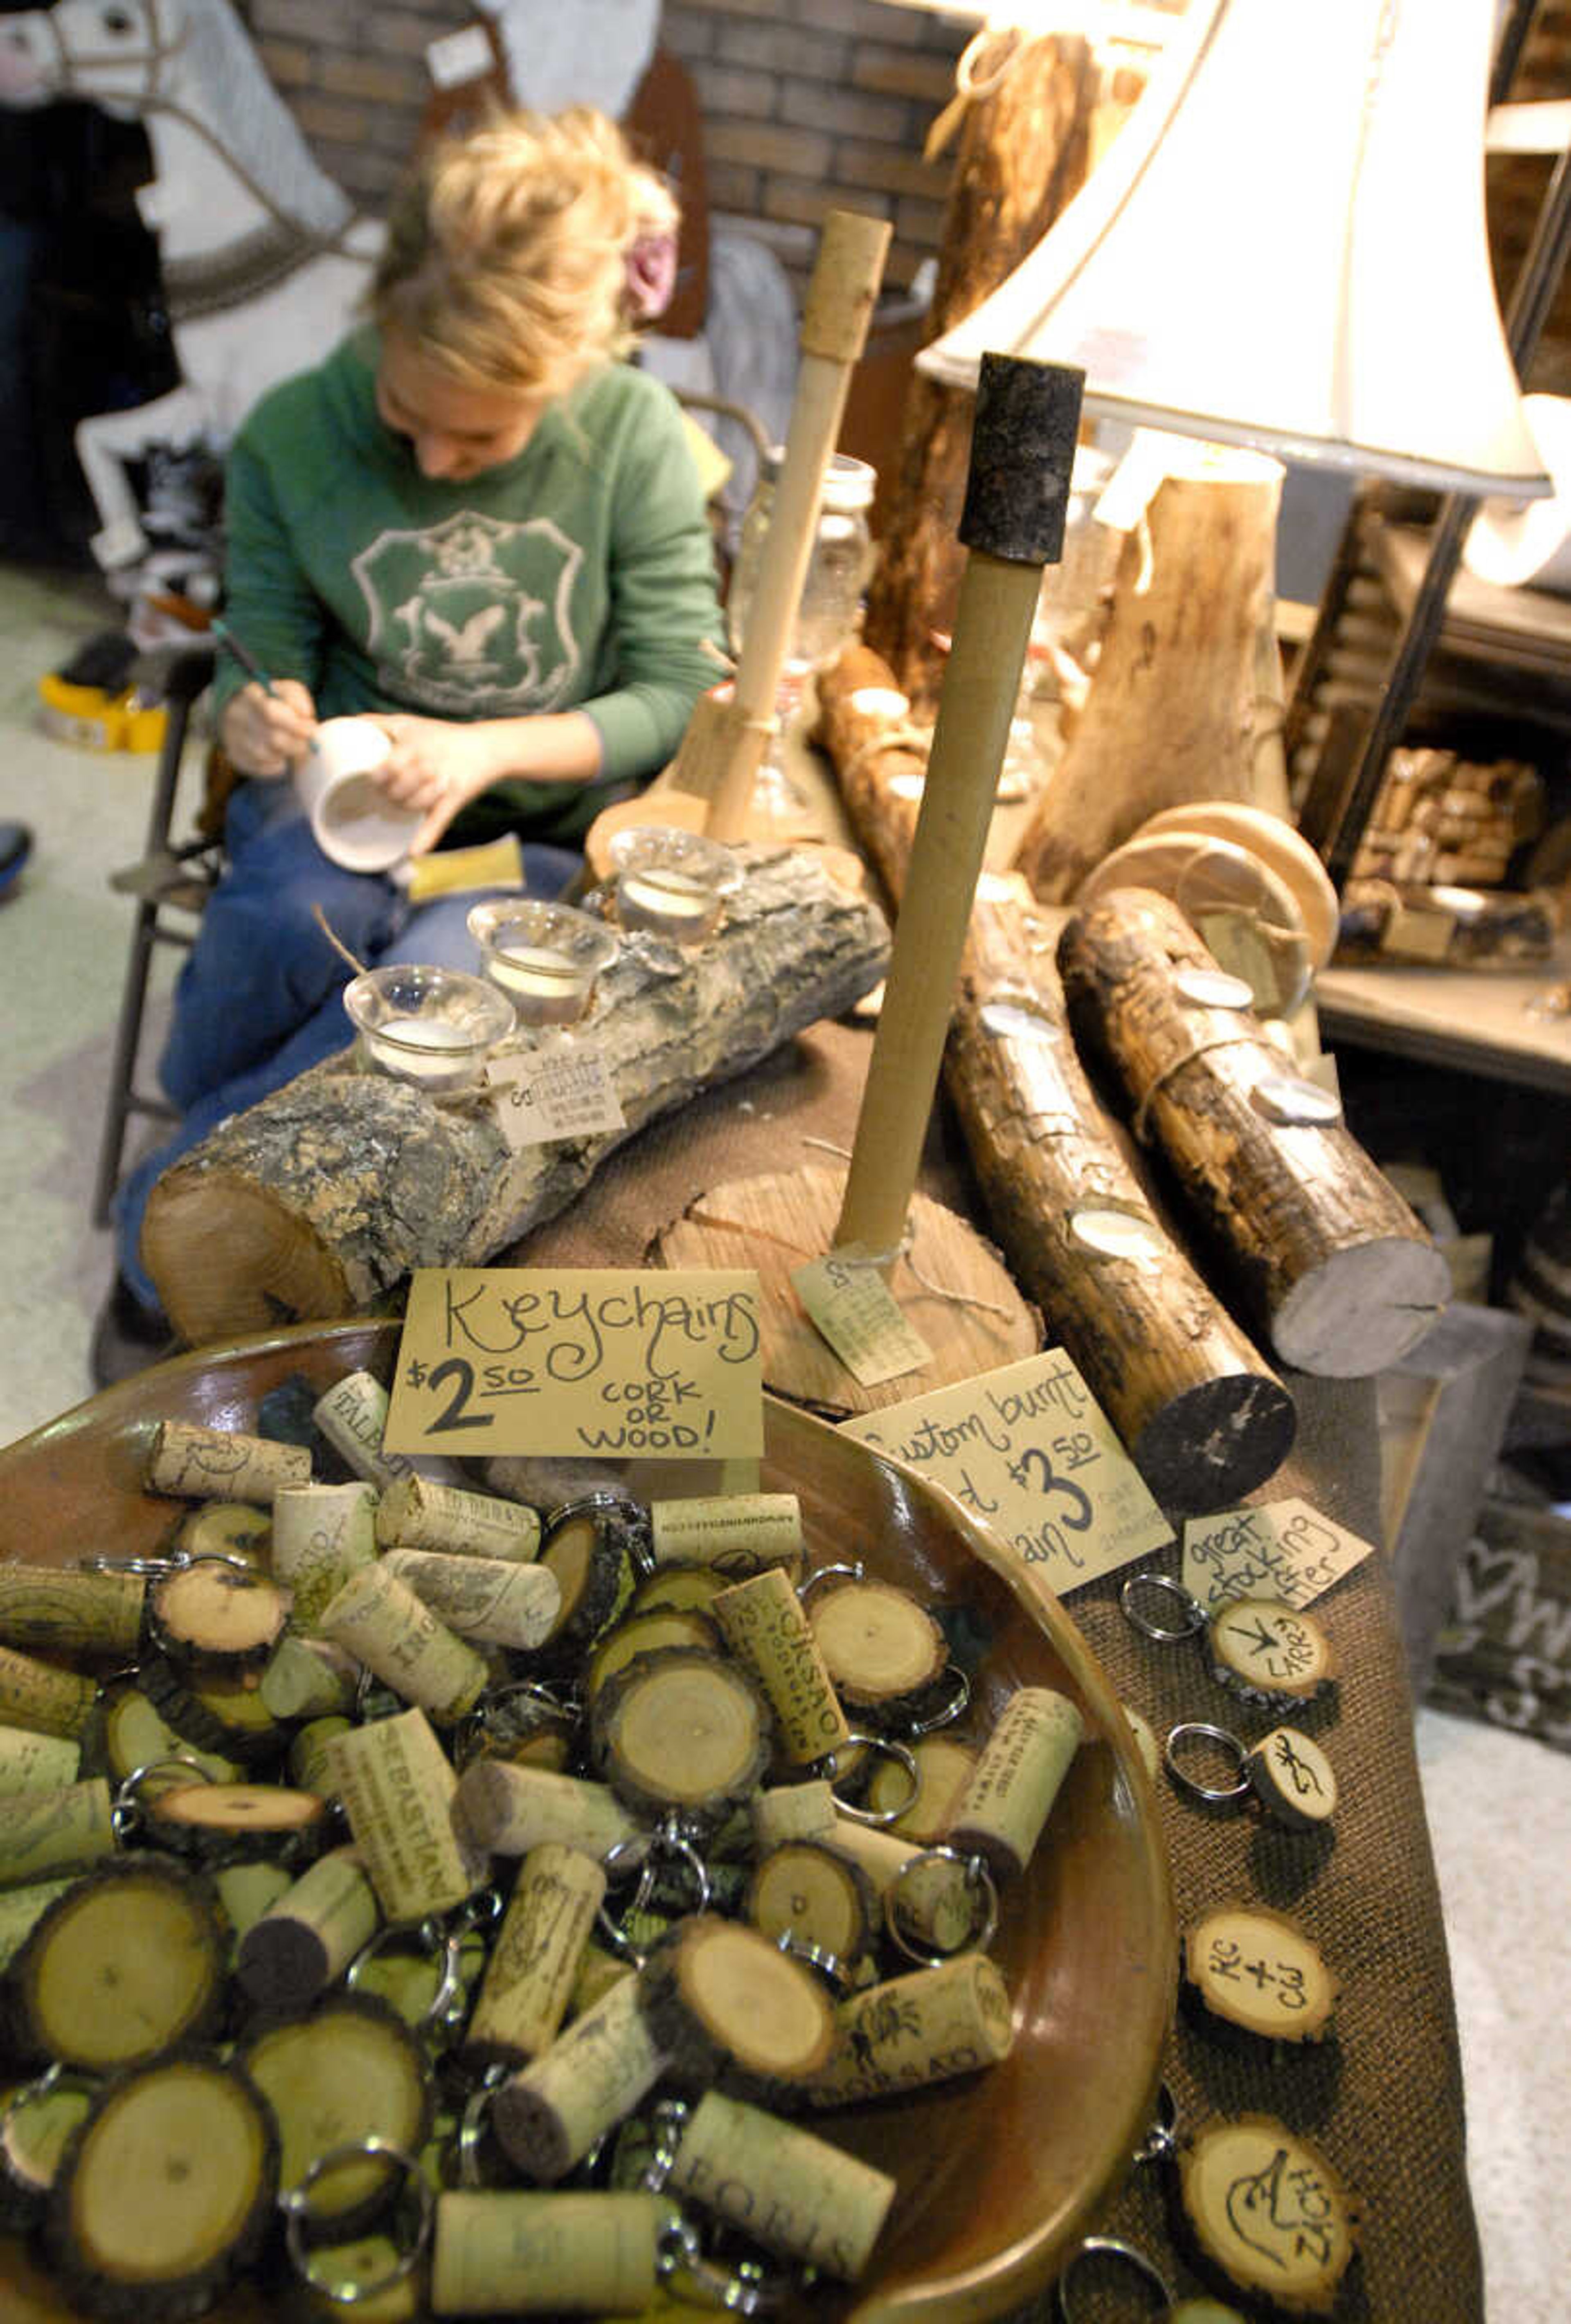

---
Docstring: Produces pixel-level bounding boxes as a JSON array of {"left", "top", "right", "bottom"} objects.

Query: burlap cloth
[{"left": 506, "top": 1019, "right": 1485, "bottom": 2323}]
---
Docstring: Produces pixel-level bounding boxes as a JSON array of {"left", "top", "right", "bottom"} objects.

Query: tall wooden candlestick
[
  {"left": 835, "top": 354, "right": 1085, "bottom": 1259},
  {"left": 702, "top": 209, "right": 891, "bottom": 844}
]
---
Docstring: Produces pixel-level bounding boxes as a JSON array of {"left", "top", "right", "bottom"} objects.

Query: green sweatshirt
[{"left": 213, "top": 329, "right": 725, "bottom": 842}]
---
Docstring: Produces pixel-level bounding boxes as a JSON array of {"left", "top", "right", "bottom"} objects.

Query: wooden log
[
  {"left": 1013, "top": 459, "right": 1284, "bottom": 901},
  {"left": 140, "top": 845, "right": 889, "bottom": 1348},
  {"left": 862, "top": 33, "right": 1101, "bottom": 710},
  {"left": 814, "top": 645, "right": 1297, "bottom": 1512},
  {"left": 1058, "top": 887, "right": 1452, "bottom": 1376}
]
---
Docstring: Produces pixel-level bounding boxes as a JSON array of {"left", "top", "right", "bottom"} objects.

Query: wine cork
[
  {"left": 270, "top": 1481, "right": 378, "bottom": 1631},
  {"left": 0, "top": 1565, "right": 146, "bottom": 1659},
  {"left": 452, "top": 1759, "right": 641, "bottom": 1862},
  {"left": 172, "top": 1500, "right": 272, "bottom": 1567},
  {"left": 290, "top": 1715, "right": 353, "bottom": 1801},
  {"left": 313, "top": 1371, "right": 462, "bottom": 1494},
  {"left": 946, "top": 1686, "right": 1083, "bottom": 1878},
  {"left": 649, "top": 1493, "right": 804, "bottom": 1580},
  {"left": 0, "top": 1724, "right": 80, "bottom": 1798},
  {"left": 669, "top": 2090, "right": 895, "bottom": 2279},
  {"left": 0, "top": 1875, "right": 76, "bottom": 1970},
  {"left": 464, "top": 1843, "right": 606, "bottom": 2067},
  {"left": 327, "top": 1708, "right": 486, "bottom": 1922},
  {"left": 828, "top": 1814, "right": 974, "bottom": 1952},
  {"left": 0, "top": 1643, "right": 98, "bottom": 1741},
  {"left": 709, "top": 1567, "right": 850, "bottom": 1764},
  {"left": 381, "top": 1550, "right": 560, "bottom": 1653},
  {"left": 0, "top": 1778, "right": 116, "bottom": 1888},
  {"left": 806, "top": 1954, "right": 1015, "bottom": 2105},
  {"left": 568, "top": 1939, "right": 635, "bottom": 2019},
  {"left": 259, "top": 1634, "right": 360, "bottom": 1722},
  {"left": 750, "top": 1778, "right": 838, "bottom": 1850},
  {"left": 212, "top": 1859, "right": 295, "bottom": 1944},
  {"left": 491, "top": 1967, "right": 671, "bottom": 2183},
  {"left": 319, "top": 1562, "right": 490, "bottom": 1724},
  {"left": 146, "top": 1418, "right": 311, "bottom": 1504},
  {"left": 432, "top": 2191, "right": 664, "bottom": 2315},
  {"left": 236, "top": 1845, "right": 381, "bottom": 2010},
  {"left": 375, "top": 1476, "right": 542, "bottom": 1563}
]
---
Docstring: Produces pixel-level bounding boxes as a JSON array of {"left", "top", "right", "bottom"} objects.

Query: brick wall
[{"left": 243, "top": 0, "right": 966, "bottom": 304}]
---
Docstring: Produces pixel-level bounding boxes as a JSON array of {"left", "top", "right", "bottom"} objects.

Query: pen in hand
[{"left": 211, "top": 618, "right": 279, "bottom": 699}]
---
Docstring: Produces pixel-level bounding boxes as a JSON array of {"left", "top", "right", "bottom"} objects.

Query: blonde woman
[{"left": 100, "top": 107, "right": 723, "bottom": 1381}]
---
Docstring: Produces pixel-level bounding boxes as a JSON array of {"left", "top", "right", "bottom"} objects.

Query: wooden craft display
[
  {"left": 1058, "top": 887, "right": 1452, "bottom": 1376},
  {"left": 814, "top": 647, "right": 1298, "bottom": 1511},
  {"left": 139, "top": 847, "right": 888, "bottom": 1349}
]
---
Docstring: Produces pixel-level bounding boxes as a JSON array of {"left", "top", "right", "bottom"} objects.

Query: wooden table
[{"left": 1316, "top": 933, "right": 1571, "bottom": 1095}]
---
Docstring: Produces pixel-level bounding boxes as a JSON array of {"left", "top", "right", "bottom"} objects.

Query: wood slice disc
[
  {"left": 591, "top": 1648, "right": 772, "bottom": 1819},
  {"left": 655, "top": 1165, "right": 1039, "bottom": 1416},
  {"left": 537, "top": 1504, "right": 638, "bottom": 1668},
  {"left": 745, "top": 1840, "right": 876, "bottom": 1964},
  {"left": 142, "top": 1782, "right": 329, "bottom": 1860},
  {"left": 0, "top": 2072, "right": 95, "bottom": 2228},
  {"left": 46, "top": 2051, "right": 279, "bottom": 2321},
  {"left": 1133, "top": 802, "right": 1342, "bottom": 970},
  {"left": 170, "top": 1503, "right": 272, "bottom": 1569},
  {"left": 150, "top": 1561, "right": 288, "bottom": 1673},
  {"left": 238, "top": 1994, "right": 432, "bottom": 2236},
  {"left": 806, "top": 1580, "right": 946, "bottom": 1714},
  {"left": 1207, "top": 1599, "right": 1337, "bottom": 1706},
  {"left": 1182, "top": 1903, "right": 1338, "bottom": 2043},
  {"left": 1177, "top": 2113, "right": 1360, "bottom": 2314},
  {"left": 865, "top": 1734, "right": 978, "bottom": 1844},
  {"left": 100, "top": 1685, "right": 245, "bottom": 1787},
  {"left": 628, "top": 1563, "right": 731, "bottom": 1616},
  {"left": 10, "top": 1859, "right": 227, "bottom": 2071},
  {"left": 1244, "top": 1727, "right": 1339, "bottom": 1832},
  {"left": 639, "top": 1913, "right": 838, "bottom": 2084},
  {"left": 585, "top": 1608, "right": 722, "bottom": 1705},
  {"left": 135, "top": 1658, "right": 286, "bottom": 1766}
]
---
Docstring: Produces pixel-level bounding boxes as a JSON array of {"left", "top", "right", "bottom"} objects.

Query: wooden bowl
[{"left": 0, "top": 1322, "right": 1173, "bottom": 2324}]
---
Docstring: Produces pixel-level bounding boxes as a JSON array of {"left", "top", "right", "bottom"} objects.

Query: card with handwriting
[
  {"left": 790, "top": 1250, "right": 933, "bottom": 1387},
  {"left": 486, "top": 1048, "right": 625, "bottom": 1148},
  {"left": 1182, "top": 1496, "right": 1375, "bottom": 1614},
  {"left": 384, "top": 1268, "right": 763, "bottom": 1459},
  {"left": 842, "top": 1349, "right": 1171, "bottom": 1594}
]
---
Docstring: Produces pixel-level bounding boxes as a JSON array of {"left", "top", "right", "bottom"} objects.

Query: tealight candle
[
  {"left": 369, "top": 1017, "right": 477, "bottom": 1086},
  {"left": 607, "top": 826, "right": 742, "bottom": 947},
  {"left": 614, "top": 865, "right": 720, "bottom": 939},
  {"left": 488, "top": 944, "right": 593, "bottom": 1024},
  {"left": 467, "top": 899, "right": 619, "bottom": 1029},
  {"left": 342, "top": 964, "right": 513, "bottom": 1095}
]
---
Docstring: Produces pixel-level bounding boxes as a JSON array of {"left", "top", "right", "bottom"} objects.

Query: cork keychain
[{"left": 1121, "top": 1571, "right": 1337, "bottom": 1711}]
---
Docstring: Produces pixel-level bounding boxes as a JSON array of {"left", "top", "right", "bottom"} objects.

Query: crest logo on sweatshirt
[{"left": 351, "top": 512, "right": 583, "bottom": 711}]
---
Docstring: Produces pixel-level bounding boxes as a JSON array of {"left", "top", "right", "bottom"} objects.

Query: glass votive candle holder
[
  {"left": 467, "top": 898, "right": 620, "bottom": 1027},
  {"left": 342, "top": 963, "right": 513, "bottom": 1094},
  {"left": 608, "top": 825, "right": 743, "bottom": 944}
]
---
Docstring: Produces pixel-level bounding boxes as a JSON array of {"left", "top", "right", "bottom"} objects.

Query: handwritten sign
[
  {"left": 1182, "top": 1495, "right": 1374, "bottom": 1614},
  {"left": 842, "top": 1350, "right": 1171, "bottom": 1594},
  {"left": 790, "top": 1250, "right": 933, "bottom": 1386},
  {"left": 486, "top": 1049, "right": 624, "bottom": 1148},
  {"left": 384, "top": 1268, "right": 764, "bottom": 1461}
]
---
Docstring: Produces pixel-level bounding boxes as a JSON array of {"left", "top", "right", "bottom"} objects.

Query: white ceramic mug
[{"left": 295, "top": 716, "right": 423, "bottom": 873}]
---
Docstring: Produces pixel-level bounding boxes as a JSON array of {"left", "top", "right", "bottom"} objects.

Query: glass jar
[{"left": 727, "top": 450, "right": 877, "bottom": 675}]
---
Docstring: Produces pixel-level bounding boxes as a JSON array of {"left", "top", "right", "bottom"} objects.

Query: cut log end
[
  {"left": 1130, "top": 1371, "right": 1299, "bottom": 1517},
  {"left": 1271, "top": 1239, "right": 1454, "bottom": 1377},
  {"left": 142, "top": 1173, "right": 353, "bottom": 1348}
]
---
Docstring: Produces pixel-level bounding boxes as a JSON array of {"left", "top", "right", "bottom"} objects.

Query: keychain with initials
[
  {"left": 1181, "top": 1901, "right": 1339, "bottom": 2043},
  {"left": 1121, "top": 1571, "right": 1337, "bottom": 1710},
  {"left": 1165, "top": 1719, "right": 1338, "bottom": 1832}
]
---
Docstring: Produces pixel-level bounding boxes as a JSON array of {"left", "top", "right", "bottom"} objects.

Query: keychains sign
[
  {"left": 843, "top": 1350, "right": 1171, "bottom": 1593},
  {"left": 1182, "top": 1496, "right": 1374, "bottom": 1615},
  {"left": 385, "top": 1269, "right": 764, "bottom": 1459}
]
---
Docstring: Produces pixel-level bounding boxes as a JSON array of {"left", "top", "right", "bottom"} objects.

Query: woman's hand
[
  {"left": 218, "top": 679, "right": 317, "bottom": 777},
  {"left": 369, "top": 715, "right": 510, "bottom": 855}
]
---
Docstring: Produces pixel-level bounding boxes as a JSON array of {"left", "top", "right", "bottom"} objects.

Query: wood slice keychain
[
  {"left": 1178, "top": 2114, "right": 1361, "bottom": 2315},
  {"left": 803, "top": 1571, "right": 950, "bottom": 1730},
  {"left": 639, "top": 1913, "right": 840, "bottom": 2090},
  {"left": 45, "top": 2050, "right": 280, "bottom": 2320},
  {"left": 625, "top": 1561, "right": 731, "bottom": 1617},
  {"left": 1182, "top": 1902, "right": 1339, "bottom": 2044},
  {"left": 1165, "top": 1722, "right": 1339, "bottom": 1834},
  {"left": 0, "top": 2068, "right": 96, "bottom": 2235},
  {"left": 1122, "top": 1571, "right": 1337, "bottom": 1710},
  {"left": 148, "top": 1556, "right": 289, "bottom": 1675},
  {"left": 534, "top": 1495, "right": 644, "bottom": 1669},
  {"left": 589, "top": 1646, "right": 773, "bottom": 1823},
  {"left": 584, "top": 1607, "right": 722, "bottom": 1705},
  {"left": 745, "top": 1838, "right": 877, "bottom": 1978},
  {"left": 6, "top": 1856, "right": 228, "bottom": 2071},
  {"left": 137, "top": 1777, "right": 331, "bottom": 1863},
  {"left": 239, "top": 1993, "right": 433, "bottom": 2243}
]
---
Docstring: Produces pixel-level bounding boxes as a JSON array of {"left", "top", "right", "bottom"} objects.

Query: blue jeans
[{"left": 115, "top": 779, "right": 581, "bottom": 1316}]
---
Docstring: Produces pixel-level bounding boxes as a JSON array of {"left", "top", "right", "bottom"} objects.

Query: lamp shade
[{"left": 918, "top": 0, "right": 1551, "bottom": 497}]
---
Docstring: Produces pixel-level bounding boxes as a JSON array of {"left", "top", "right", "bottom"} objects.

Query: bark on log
[
  {"left": 1057, "top": 887, "right": 1452, "bottom": 1376},
  {"left": 142, "top": 845, "right": 889, "bottom": 1348},
  {"left": 860, "top": 33, "right": 1099, "bottom": 711},
  {"left": 1013, "top": 464, "right": 1284, "bottom": 901},
  {"left": 815, "top": 645, "right": 1295, "bottom": 1512}
]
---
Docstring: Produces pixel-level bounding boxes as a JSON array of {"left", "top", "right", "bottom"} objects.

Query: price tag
[
  {"left": 790, "top": 1249, "right": 933, "bottom": 1387},
  {"left": 842, "top": 1349, "right": 1171, "bottom": 1593},
  {"left": 487, "top": 1048, "right": 624, "bottom": 1148},
  {"left": 1182, "top": 1495, "right": 1374, "bottom": 1614},
  {"left": 384, "top": 1268, "right": 764, "bottom": 1460}
]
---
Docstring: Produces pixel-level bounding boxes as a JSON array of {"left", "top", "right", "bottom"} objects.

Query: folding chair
[{"left": 90, "top": 641, "right": 221, "bottom": 1226}]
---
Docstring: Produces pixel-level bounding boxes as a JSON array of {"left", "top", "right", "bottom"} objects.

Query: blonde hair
[{"left": 371, "top": 106, "right": 679, "bottom": 403}]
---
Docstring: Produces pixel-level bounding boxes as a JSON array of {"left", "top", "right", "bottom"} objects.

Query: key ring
[
  {"left": 452, "top": 1678, "right": 577, "bottom": 1770},
  {"left": 820, "top": 1732, "right": 920, "bottom": 1826},
  {"left": 1121, "top": 1572, "right": 1336, "bottom": 1711},
  {"left": 456, "top": 2063, "right": 511, "bottom": 2190},
  {"left": 884, "top": 1844, "right": 999, "bottom": 1967},
  {"left": 1164, "top": 1721, "right": 1338, "bottom": 1832},
  {"left": 659, "top": 2211, "right": 788, "bottom": 2315},
  {"left": 905, "top": 1663, "right": 971, "bottom": 1737},
  {"left": 347, "top": 1915, "right": 466, "bottom": 2037},
  {"left": 110, "top": 1754, "right": 215, "bottom": 1838},
  {"left": 1056, "top": 2237, "right": 1175, "bottom": 2320},
  {"left": 278, "top": 2137, "right": 433, "bottom": 2301},
  {"left": 797, "top": 1560, "right": 865, "bottom": 1600},
  {"left": 1132, "top": 2079, "right": 1180, "bottom": 2167},
  {"left": 597, "top": 1817, "right": 713, "bottom": 1962},
  {"left": 772, "top": 1929, "right": 856, "bottom": 1996}
]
